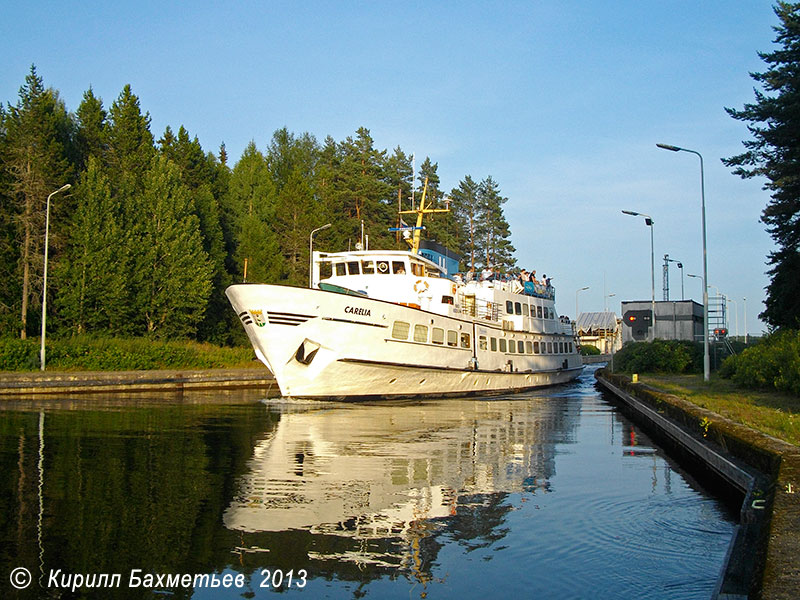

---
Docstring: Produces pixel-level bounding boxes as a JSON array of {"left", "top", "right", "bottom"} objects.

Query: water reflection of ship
[{"left": 223, "top": 397, "right": 580, "bottom": 574}]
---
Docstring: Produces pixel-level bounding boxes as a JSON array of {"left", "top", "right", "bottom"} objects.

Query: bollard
[{"left": 632, "top": 374, "right": 639, "bottom": 383}]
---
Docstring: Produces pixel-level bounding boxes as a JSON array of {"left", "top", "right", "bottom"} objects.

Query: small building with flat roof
[
  {"left": 576, "top": 311, "right": 621, "bottom": 353},
  {"left": 620, "top": 300, "right": 704, "bottom": 343}
]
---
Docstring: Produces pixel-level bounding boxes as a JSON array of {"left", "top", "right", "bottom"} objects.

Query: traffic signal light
[{"left": 623, "top": 310, "right": 652, "bottom": 341}]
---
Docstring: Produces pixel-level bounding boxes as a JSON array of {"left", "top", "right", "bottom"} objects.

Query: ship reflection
[{"left": 223, "top": 396, "right": 579, "bottom": 582}]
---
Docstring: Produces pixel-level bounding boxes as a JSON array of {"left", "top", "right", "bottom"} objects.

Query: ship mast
[{"left": 398, "top": 177, "right": 450, "bottom": 254}]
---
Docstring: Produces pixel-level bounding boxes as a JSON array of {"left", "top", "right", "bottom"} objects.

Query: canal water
[{"left": 0, "top": 366, "right": 736, "bottom": 599}]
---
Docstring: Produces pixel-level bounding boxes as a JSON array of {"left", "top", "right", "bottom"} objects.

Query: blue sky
[{"left": 1, "top": 1, "right": 780, "bottom": 335}]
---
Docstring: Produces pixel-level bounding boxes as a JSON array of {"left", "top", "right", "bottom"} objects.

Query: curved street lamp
[
  {"left": 309, "top": 223, "right": 332, "bottom": 288},
  {"left": 657, "top": 142, "right": 709, "bottom": 381},
  {"left": 575, "top": 286, "right": 589, "bottom": 325},
  {"left": 622, "top": 210, "right": 655, "bottom": 341},
  {"left": 41, "top": 183, "right": 71, "bottom": 371}
]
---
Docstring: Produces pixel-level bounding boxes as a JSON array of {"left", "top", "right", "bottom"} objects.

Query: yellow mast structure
[{"left": 398, "top": 177, "right": 450, "bottom": 254}]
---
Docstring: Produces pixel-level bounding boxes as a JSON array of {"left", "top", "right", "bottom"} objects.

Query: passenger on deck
[
  {"left": 530, "top": 270, "right": 539, "bottom": 285},
  {"left": 466, "top": 268, "right": 475, "bottom": 282},
  {"left": 481, "top": 266, "right": 492, "bottom": 281}
]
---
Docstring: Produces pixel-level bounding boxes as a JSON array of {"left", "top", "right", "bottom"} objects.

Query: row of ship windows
[
  {"left": 390, "top": 321, "right": 574, "bottom": 355},
  {"left": 506, "top": 300, "right": 553, "bottom": 319}
]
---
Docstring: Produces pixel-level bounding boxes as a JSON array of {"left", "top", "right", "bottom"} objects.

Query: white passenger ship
[{"left": 226, "top": 190, "right": 583, "bottom": 399}]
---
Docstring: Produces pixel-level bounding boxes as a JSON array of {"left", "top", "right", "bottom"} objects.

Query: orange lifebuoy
[
  {"left": 414, "top": 279, "right": 429, "bottom": 294},
  {"left": 451, "top": 283, "right": 457, "bottom": 295}
]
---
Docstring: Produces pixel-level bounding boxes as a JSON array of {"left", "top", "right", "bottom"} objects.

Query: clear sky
[{"left": 1, "top": 0, "right": 780, "bottom": 336}]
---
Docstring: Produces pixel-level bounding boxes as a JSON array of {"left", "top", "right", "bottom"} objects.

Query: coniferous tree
[
  {"left": 106, "top": 84, "right": 155, "bottom": 199},
  {"left": 417, "top": 157, "right": 458, "bottom": 251},
  {"left": 56, "top": 157, "right": 130, "bottom": 334},
  {"left": 450, "top": 175, "right": 481, "bottom": 273},
  {"left": 384, "top": 147, "right": 413, "bottom": 246},
  {"left": 130, "top": 156, "right": 212, "bottom": 337},
  {"left": 476, "top": 176, "right": 515, "bottom": 270},
  {"left": 723, "top": 2, "right": 800, "bottom": 328},
  {"left": 227, "top": 142, "right": 281, "bottom": 283},
  {"left": 3, "top": 66, "right": 74, "bottom": 338},
  {"left": 75, "top": 87, "right": 108, "bottom": 169}
]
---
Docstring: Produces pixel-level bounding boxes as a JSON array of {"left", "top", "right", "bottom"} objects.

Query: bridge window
[
  {"left": 347, "top": 261, "right": 360, "bottom": 275},
  {"left": 335, "top": 263, "right": 346, "bottom": 276},
  {"left": 411, "top": 263, "right": 425, "bottom": 276},
  {"left": 392, "top": 261, "right": 406, "bottom": 274},
  {"left": 362, "top": 260, "right": 375, "bottom": 274},
  {"left": 391, "top": 321, "right": 410, "bottom": 340}
]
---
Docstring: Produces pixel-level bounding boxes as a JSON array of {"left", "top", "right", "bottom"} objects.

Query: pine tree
[
  {"left": 450, "top": 175, "right": 481, "bottom": 273},
  {"left": 476, "top": 176, "right": 515, "bottom": 270},
  {"left": 227, "top": 142, "right": 282, "bottom": 283},
  {"left": 129, "top": 156, "right": 212, "bottom": 337},
  {"left": 55, "top": 158, "right": 130, "bottom": 334},
  {"left": 106, "top": 84, "right": 155, "bottom": 199},
  {"left": 417, "top": 157, "right": 458, "bottom": 250},
  {"left": 75, "top": 87, "right": 108, "bottom": 169},
  {"left": 724, "top": 2, "right": 800, "bottom": 328},
  {"left": 3, "top": 65, "right": 74, "bottom": 338}
]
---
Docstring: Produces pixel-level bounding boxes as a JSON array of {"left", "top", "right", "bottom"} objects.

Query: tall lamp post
[
  {"left": 575, "top": 286, "right": 589, "bottom": 326},
  {"left": 308, "top": 223, "right": 332, "bottom": 288},
  {"left": 622, "top": 210, "right": 655, "bottom": 341},
  {"left": 657, "top": 143, "right": 709, "bottom": 381},
  {"left": 743, "top": 297, "right": 748, "bottom": 345},
  {"left": 40, "top": 183, "right": 71, "bottom": 371},
  {"left": 604, "top": 292, "right": 616, "bottom": 312}
]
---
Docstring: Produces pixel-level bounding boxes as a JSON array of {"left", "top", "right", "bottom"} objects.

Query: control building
[{"left": 621, "top": 300, "right": 704, "bottom": 344}]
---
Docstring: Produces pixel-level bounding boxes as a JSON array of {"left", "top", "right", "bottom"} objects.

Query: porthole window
[
  {"left": 499, "top": 339, "right": 507, "bottom": 352},
  {"left": 414, "top": 324, "right": 428, "bottom": 343},
  {"left": 518, "top": 340, "right": 525, "bottom": 353},
  {"left": 547, "top": 342, "right": 553, "bottom": 353},
  {"left": 432, "top": 327, "right": 444, "bottom": 345},
  {"left": 392, "top": 321, "right": 410, "bottom": 340},
  {"left": 491, "top": 337, "right": 497, "bottom": 351},
  {"left": 525, "top": 341, "right": 532, "bottom": 354},
  {"left": 534, "top": 341, "right": 540, "bottom": 354}
]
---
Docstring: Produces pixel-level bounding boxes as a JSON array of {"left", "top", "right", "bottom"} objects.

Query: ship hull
[{"left": 227, "top": 284, "right": 583, "bottom": 399}]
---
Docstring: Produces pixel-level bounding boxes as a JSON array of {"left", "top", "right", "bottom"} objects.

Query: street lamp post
[
  {"left": 743, "top": 297, "right": 748, "bottom": 345},
  {"left": 575, "top": 286, "right": 589, "bottom": 326},
  {"left": 622, "top": 210, "right": 656, "bottom": 341},
  {"left": 604, "top": 292, "right": 616, "bottom": 312},
  {"left": 40, "top": 183, "right": 71, "bottom": 371},
  {"left": 657, "top": 143, "right": 709, "bottom": 381},
  {"left": 309, "top": 223, "right": 332, "bottom": 288},
  {"left": 728, "top": 297, "right": 739, "bottom": 339}
]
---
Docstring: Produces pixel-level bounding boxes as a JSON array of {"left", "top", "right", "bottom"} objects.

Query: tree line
[{"left": 0, "top": 66, "right": 516, "bottom": 344}]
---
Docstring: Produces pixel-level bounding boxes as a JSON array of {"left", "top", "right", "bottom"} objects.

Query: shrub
[
  {"left": 0, "top": 336, "right": 255, "bottom": 372},
  {"left": 612, "top": 339, "right": 703, "bottom": 374},
  {"left": 719, "top": 330, "right": 800, "bottom": 396},
  {"left": 580, "top": 345, "right": 602, "bottom": 356}
]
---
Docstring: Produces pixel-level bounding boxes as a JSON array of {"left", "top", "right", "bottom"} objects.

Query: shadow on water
[{"left": 0, "top": 365, "right": 735, "bottom": 599}]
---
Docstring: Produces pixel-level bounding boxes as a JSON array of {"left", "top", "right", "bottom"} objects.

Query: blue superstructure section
[{"left": 418, "top": 240, "right": 461, "bottom": 278}]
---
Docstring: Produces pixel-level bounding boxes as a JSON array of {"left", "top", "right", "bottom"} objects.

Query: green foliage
[
  {"left": 724, "top": 3, "right": 800, "bottom": 329},
  {"left": 719, "top": 329, "right": 800, "bottom": 396},
  {"left": 580, "top": 345, "right": 602, "bottom": 356},
  {"left": 0, "top": 336, "right": 254, "bottom": 371},
  {"left": 0, "top": 67, "right": 522, "bottom": 351},
  {"left": 612, "top": 340, "right": 703, "bottom": 374}
]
